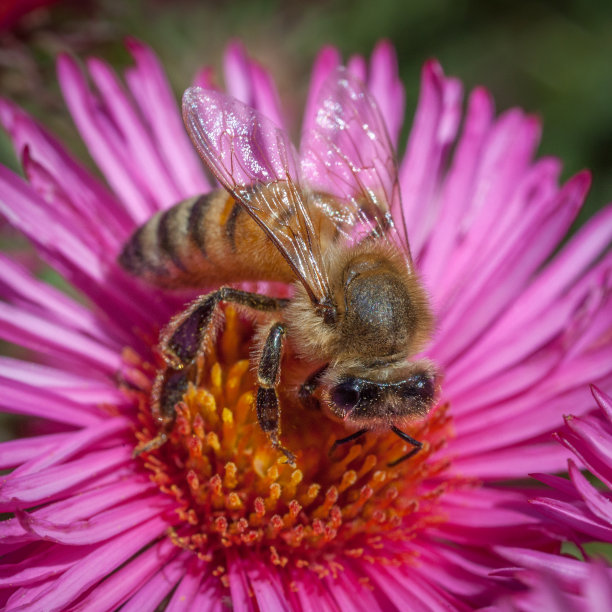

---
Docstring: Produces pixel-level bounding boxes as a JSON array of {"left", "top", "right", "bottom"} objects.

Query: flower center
[{"left": 134, "top": 307, "right": 453, "bottom": 579}]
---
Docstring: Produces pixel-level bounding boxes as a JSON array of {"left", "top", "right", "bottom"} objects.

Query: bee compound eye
[
  {"left": 331, "top": 380, "right": 361, "bottom": 411},
  {"left": 400, "top": 373, "right": 434, "bottom": 404}
]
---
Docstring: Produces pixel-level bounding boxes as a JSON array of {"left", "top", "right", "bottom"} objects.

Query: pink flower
[
  {"left": 492, "top": 387, "right": 612, "bottom": 610},
  {"left": 0, "top": 38, "right": 611, "bottom": 610}
]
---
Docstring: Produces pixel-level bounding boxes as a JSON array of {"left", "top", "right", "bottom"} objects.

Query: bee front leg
[{"left": 256, "top": 322, "right": 296, "bottom": 465}]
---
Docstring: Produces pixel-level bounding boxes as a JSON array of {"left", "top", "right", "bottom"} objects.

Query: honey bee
[{"left": 120, "top": 68, "right": 436, "bottom": 465}]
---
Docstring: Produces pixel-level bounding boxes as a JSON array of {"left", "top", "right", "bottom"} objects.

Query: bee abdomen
[
  {"left": 119, "top": 191, "right": 295, "bottom": 288},
  {"left": 119, "top": 194, "right": 212, "bottom": 287}
]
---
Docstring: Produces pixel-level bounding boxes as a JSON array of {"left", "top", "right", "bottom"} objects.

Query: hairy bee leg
[
  {"left": 133, "top": 367, "right": 190, "bottom": 456},
  {"left": 298, "top": 363, "right": 329, "bottom": 411},
  {"left": 329, "top": 428, "right": 368, "bottom": 459},
  {"left": 162, "top": 287, "right": 289, "bottom": 368},
  {"left": 388, "top": 425, "right": 422, "bottom": 467},
  {"left": 256, "top": 322, "right": 296, "bottom": 465}
]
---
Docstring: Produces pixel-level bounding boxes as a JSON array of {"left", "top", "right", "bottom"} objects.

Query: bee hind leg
[
  {"left": 161, "top": 286, "right": 288, "bottom": 369},
  {"left": 256, "top": 322, "right": 296, "bottom": 465}
]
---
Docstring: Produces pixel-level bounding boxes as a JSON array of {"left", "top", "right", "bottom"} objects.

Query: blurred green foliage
[{"left": 1, "top": 0, "right": 612, "bottom": 224}]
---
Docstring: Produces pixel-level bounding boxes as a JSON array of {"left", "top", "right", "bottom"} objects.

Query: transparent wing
[
  {"left": 182, "top": 87, "right": 331, "bottom": 307},
  {"left": 300, "top": 68, "right": 411, "bottom": 262}
]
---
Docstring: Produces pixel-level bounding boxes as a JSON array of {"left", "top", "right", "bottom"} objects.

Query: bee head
[{"left": 325, "top": 361, "right": 437, "bottom": 428}]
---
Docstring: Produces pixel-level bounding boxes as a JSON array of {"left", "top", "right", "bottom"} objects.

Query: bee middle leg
[{"left": 256, "top": 322, "right": 296, "bottom": 465}]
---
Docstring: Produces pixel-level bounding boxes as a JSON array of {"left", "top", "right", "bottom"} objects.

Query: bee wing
[
  {"left": 182, "top": 87, "right": 331, "bottom": 307},
  {"left": 300, "top": 68, "right": 412, "bottom": 262}
]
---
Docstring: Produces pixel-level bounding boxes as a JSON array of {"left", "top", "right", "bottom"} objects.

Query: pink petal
[
  {"left": 0, "top": 99, "right": 131, "bottom": 247},
  {"left": 16, "top": 496, "right": 174, "bottom": 544},
  {"left": 0, "top": 543, "right": 96, "bottom": 587},
  {"left": 400, "top": 60, "right": 462, "bottom": 256},
  {"left": 87, "top": 56, "right": 183, "bottom": 206},
  {"left": 0, "top": 380, "right": 103, "bottom": 427},
  {"left": 0, "top": 446, "right": 132, "bottom": 510},
  {"left": 166, "top": 558, "right": 207, "bottom": 612},
  {"left": 367, "top": 40, "right": 405, "bottom": 147},
  {"left": 11, "top": 417, "right": 130, "bottom": 477},
  {"left": 567, "top": 459, "right": 612, "bottom": 525},
  {"left": 530, "top": 497, "right": 612, "bottom": 541},
  {"left": 119, "top": 549, "right": 190, "bottom": 612},
  {"left": 57, "top": 53, "right": 155, "bottom": 223},
  {"left": 124, "top": 37, "right": 211, "bottom": 198},
  {"left": 302, "top": 46, "right": 341, "bottom": 137},
  {"left": 12, "top": 515, "right": 170, "bottom": 612}
]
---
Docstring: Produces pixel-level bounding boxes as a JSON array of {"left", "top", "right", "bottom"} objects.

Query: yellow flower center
[{"left": 134, "top": 306, "right": 453, "bottom": 580}]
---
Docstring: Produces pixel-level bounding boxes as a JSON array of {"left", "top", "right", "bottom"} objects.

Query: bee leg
[
  {"left": 328, "top": 429, "right": 368, "bottom": 459},
  {"left": 256, "top": 322, "right": 296, "bottom": 465},
  {"left": 133, "top": 366, "right": 190, "bottom": 456},
  {"left": 161, "top": 287, "right": 288, "bottom": 369},
  {"left": 298, "top": 363, "right": 329, "bottom": 411},
  {"left": 388, "top": 425, "right": 422, "bottom": 467}
]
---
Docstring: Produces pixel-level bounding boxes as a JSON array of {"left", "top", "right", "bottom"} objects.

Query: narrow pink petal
[
  {"left": 301, "top": 45, "right": 341, "bottom": 136},
  {"left": 585, "top": 562, "right": 612, "bottom": 610},
  {"left": 124, "top": 37, "right": 211, "bottom": 197},
  {"left": 0, "top": 433, "right": 69, "bottom": 470},
  {"left": 57, "top": 53, "right": 155, "bottom": 223},
  {"left": 249, "top": 61, "right": 286, "bottom": 129},
  {"left": 0, "top": 446, "right": 132, "bottom": 509},
  {"left": 445, "top": 255, "right": 611, "bottom": 397},
  {"left": 433, "top": 171, "right": 588, "bottom": 365},
  {"left": 420, "top": 86, "right": 494, "bottom": 287},
  {"left": 568, "top": 459, "right": 612, "bottom": 525},
  {"left": 226, "top": 551, "right": 256, "bottom": 612},
  {"left": 223, "top": 40, "right": 253, "bottom": 105},
  {"left": 450, "top": 385, "right": 598, "bottom": 456},
  {"left": 434, "top": 110, "right": 543, "bottom": 302},
  {"left": 0, "top": 165, "right": 105, "bottom": 280},
  {"left": 592, "top": 385, "right": 612, "bottom": 421},
  {"left": 347, "top": 54, "right": 367, "bottom": 81},
  {"left": 495, "top": 547, "right": 602, "bottom": 587},
  {"left": 244, "top": 559, "right": 290, "bottom": 611},
  {"left": 400, "top": 60, "right": 463, "bottom": 256},
  {"left": 452, "top": 443, "right": 571, "bottom": 479},
  {"left": 0, "top": 301, "right": 121, "bottom": 374},
  {"left": 166, "top": 558, "right": 207, "bottom": 612},
  {"left": 120, "top": 549, "right": 190, "bottom": 612},
  {"left": 367, "top": 40, "right": 405, "bottom": 147},
  {"left": 530, "top": 497, "right": 612, "bottom": 541},
  {"left": 559, "top": 415, "right": 612, "bottom": 488},
  {"left": 0, "top": 357, "right": 126, "bottom": 405},
  {"left": 0, "top": 98, "right": 132, "bottom": 241},
  {"left": 190, "top": 577, "right": 226, "bottom": 612},
  {"left": 0, "top": 255, "right": 125, "bottom": 348},
  {"left": 0, "top": 476, "right": 154, "bottom": 543},
  {"left": 0, "top": 380, "right": 103, "bottom": 427},
  {"left": 87, "top": 56, "right": 182, "bottom": 205},
  {"left": 13, "top": 515, "right": 170, "bottom": 612},
  {"left": 0, "top": 543, "right": 96, "bottom": 587},
  {"left": 12, "top": 417, "right": 130, "bottom": 477},
  {"left": 17, "top": 496, "right": 174, "bottom": 544},
  {"left": 73, "top": 543, "right": 185, "bottom": 612}
]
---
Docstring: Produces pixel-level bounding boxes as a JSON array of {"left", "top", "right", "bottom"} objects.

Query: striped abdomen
[{"left": 119, "top": 191, "right": 297, "bottom": 288}]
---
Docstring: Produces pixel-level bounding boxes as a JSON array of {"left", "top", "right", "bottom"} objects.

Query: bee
[{"left": 120, "top": 68, "right": 437, "bottom": 465}]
